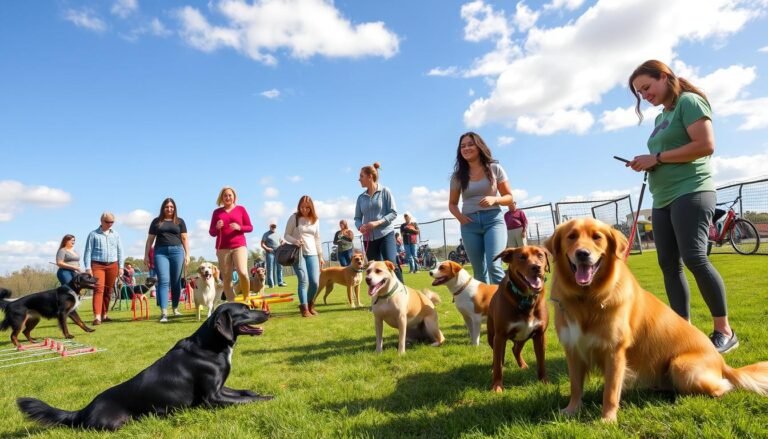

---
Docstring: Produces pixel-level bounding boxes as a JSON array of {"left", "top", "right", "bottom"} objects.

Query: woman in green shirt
[{"left": 627, "top": 60, "right": 736, "bottom": 354}]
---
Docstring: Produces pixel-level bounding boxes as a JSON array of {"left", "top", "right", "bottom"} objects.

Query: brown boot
[
  {"left": 308, "top": 301, "right": 319, "bottom": 315},
  {"left": 299, "top": 304, "right": 312, "bottom": 317}
]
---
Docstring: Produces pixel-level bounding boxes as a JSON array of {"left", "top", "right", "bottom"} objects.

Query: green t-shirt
[{"left": 647, "top": 92, "right": 715, "bottom": 208}]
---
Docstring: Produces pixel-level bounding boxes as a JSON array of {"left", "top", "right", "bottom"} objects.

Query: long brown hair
[
  {"left": 296, "top": 195, "right": 318, "bottom": 224},
  {"left": 360, "top": 162, "right": 381, "bottom": 183},
  {"left": 59, "top": 234, "right": 75, "bottom": 249},
  {"left": 452, "top": 132, "right": 497, "bottom": 191},
  {"left": 156, "top": 197, "right": 179, "bottom": 225},
  {"left": 628, "top": 60, "right": 709, "bottom": 123}
]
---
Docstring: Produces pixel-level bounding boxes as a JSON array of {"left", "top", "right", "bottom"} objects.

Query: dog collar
[
  {"left": 353, "top": 268, "right": 365, "bottom": 273},
  {"left": 374, "top": 281, "right": 405, "bottom": 305},
  {"left": 452, "top": 277, "right": 473, "bottom": 297},
  {"left": 506, "top": 280, "right": 538, "bottom": 312}
]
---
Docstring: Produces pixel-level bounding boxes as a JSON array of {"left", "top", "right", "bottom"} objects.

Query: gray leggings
[{"left": 652, "top": 191, "right": 727, "bottom": 319}]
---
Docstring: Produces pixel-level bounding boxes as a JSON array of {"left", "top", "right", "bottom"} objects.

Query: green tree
[{"left": 744, "top": 211, "right": 768, "bottom": 223}]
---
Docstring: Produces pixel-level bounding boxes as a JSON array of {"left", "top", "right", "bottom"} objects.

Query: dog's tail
[
  {"left": 724, "top": 362, "right": 768, "bottom": 395},
  {"left": 17, "top": 397, "right": 79, "bottom": 428},
  {"left": 0, "top": 287, "right": 11, "bottom": 309},
  {"left": 422, "top": 289, "right": 442, "bottom": 306}
]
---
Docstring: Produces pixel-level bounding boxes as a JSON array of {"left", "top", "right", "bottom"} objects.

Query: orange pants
[{"left": 91, "top": 261, "right": 118, "bottom": 318}]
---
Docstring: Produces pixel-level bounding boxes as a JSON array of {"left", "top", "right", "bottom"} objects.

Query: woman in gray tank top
[
  {"left": 448, "top": 132, "right": 514, "bottom": 284},
  {"left": 55, "top": 234, "right": 81, "bottom": 286}
]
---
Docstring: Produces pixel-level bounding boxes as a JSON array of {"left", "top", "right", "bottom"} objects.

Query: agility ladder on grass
[{"left": 0, "top": 338, "right": 105, "bottom": 369}]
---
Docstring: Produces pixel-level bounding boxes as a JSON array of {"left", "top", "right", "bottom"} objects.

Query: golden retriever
[{"left": 546, "top": 218, "right": 768, "bottom": 421}]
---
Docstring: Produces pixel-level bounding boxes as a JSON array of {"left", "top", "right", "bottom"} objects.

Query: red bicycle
[{"left": 707, "top": 196, "right": 760, "bottom": 255}]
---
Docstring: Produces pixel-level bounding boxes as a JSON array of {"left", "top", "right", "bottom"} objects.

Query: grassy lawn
[{"left": 2, "top": 252, "right": 767, "bottom": 438}]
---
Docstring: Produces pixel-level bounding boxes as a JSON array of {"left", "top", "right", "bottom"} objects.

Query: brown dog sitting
[
  {"left": 249, "top": 266, "right": 266, "bottom": 296},
  {"left": 313, "top": 252, "right": 366, "bottom": 308},
  {"left": 486, "top": 246, "right": 550, "bottom": 392}
]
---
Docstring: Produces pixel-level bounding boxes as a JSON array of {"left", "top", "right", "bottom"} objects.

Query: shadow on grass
[{"left": 241, "top": 334, "right": 377, "bottom": 364}]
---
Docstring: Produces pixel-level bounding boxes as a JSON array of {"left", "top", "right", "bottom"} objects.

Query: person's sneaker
[
  {"left": 173, "top": 308, "right": 182, "bottom": 316},
  {"left": 279, "top": 283, "right": 287, "bottom": 287},
  {"left": 159, "top": 314, "right": 168, "bottom": 323},
  {"left": 710, "top": 330, "right": 739, "bottom": 354}
]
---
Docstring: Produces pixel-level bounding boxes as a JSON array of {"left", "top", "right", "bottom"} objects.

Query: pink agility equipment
[{"left": 0, "top": 338, "right": 104, "bottom": 369}]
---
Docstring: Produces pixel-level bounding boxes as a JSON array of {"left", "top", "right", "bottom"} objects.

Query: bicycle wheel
[
  {"left": 729, "top": 218, "right": 760, "bottom": 255},
  {"left": 427, "top": 254, "right": 437, "bottom": 269},
  {"left": 448, "top": 251, "right": 458, "bottom": 262}
]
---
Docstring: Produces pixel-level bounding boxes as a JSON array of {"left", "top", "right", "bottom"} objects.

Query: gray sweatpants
[{"left": 652, "top": 191, "right": 727, "bottom": 319}]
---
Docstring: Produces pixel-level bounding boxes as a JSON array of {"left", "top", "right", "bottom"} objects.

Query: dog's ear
[
  {"left": 493, "top": 248, "right": 517, "bottom": 263},
  {"left": 214, "top": 309, "right": 235, "bottom": 343},
  {"left": 542, "top": 248, "right": 552, "bottom": 273},
  {"left": 450, "top": 261, "right": 462, "bottom": 275},
  {"left": 544, "top": 225, "right": 562, "bottom": 257},
  {"left": 609, "top": 227, "right": 629, "bottom": 260},
  {"left": 384, "top": 260, "right": 396, "bottom": 272}
]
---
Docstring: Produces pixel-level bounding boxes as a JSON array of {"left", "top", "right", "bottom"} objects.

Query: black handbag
[
  {"left": 276, "top": 215, "right": 301, "bottom": 266},
  {"left": 275, "top": 243, "right": 300, "bottom": 266}
]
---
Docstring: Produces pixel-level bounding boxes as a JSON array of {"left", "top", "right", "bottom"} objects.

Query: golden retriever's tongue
[
  {"left": 526, "top": 275, "right": 543, "bottom": 290},
  {"left": 575, "top": 264, "right": 595, "bottom": 285}
]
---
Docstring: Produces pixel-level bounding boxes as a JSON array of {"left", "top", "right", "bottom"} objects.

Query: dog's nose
[
  {"left": 575, "top": 249, "right": 591, "bottom": 262},
  {"left": 531, "top": 264, "right": 541, "bottom": 274}
]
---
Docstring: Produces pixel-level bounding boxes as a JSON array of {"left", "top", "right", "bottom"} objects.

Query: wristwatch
[{"left": 655, "top": 152, "right": 664, "bottom": 164}]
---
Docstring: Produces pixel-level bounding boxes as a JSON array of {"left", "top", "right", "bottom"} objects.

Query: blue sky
[{"left": 1, "top": 0, "right": 767, "bottom": 274}]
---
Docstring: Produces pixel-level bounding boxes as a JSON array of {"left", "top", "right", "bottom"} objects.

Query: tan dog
[
  {"left": 429, "top": 260, "right": 497, "bottom": 346},
  {"left": 486, "top": 246, "right": 549, "bottom": 392},
  {"left": 366, "top": 260, "right": 445, "bottom": 354},
  {"left": 249, "top": 267, "right": 266, "bottom": 296},
  {"left": 193, "top": 262, "right": 220, "bottom": 321},
  {"left": 313, "top": 252, "right": 366, "bottom": 308},
  {"left": 546, "top": 218, "right": 768, "bottom": 421}
]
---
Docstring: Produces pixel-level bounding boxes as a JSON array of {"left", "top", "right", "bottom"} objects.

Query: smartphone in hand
[{"left": 613, "top": 156, "right": 630, "bottom": 164}]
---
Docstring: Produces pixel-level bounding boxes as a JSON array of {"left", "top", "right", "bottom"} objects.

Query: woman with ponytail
[
  {"left": 628, "top": 59, "right": 736, "bottom": 354},
  {"left": 354, "top": 162, "right": 404, "bottom": 283}
]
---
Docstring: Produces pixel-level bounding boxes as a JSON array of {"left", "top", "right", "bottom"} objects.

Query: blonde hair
[{"left": 216, "top": 186, "right": 237, "bottom": 207}]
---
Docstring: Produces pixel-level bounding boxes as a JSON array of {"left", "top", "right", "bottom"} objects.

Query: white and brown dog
[
  {"left": 366, "top": 260, "right": 445, "bottom": 354},
  {"left": 193, "top": 262, "right": 220, "bottom": 320},
  {"left": 429, "top": 260, "right": 498, "bottom": 346}
]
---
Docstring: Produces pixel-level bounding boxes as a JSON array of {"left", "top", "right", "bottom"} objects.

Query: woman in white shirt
[{"left": 284, "top": 195, "right": 325, "bottom": 317}]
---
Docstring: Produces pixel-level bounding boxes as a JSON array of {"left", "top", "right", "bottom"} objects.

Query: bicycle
[
  {"left": 417, "top": 241, "right": 437, "bottom": 270},
  {"left": 448, "top": 246, "right": 468, "bottom": 265},
  {"left": 707, "top": 196, "right": 760, "bottom": 255}
]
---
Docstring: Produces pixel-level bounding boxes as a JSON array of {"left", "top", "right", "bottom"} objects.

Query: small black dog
[
  {"left": 126, "top": 276, "right": 158, "bottom": 296},
  {"left": 17, "top": 303, "right": 272, "bottom": 431},
  {"left": 0, "top": 273, "right": 99, "bottom": 346}
]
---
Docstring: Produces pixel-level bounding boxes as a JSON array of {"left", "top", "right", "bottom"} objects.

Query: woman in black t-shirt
[{"left": 144, "top": 198, "right": 189, "bottom": 322}]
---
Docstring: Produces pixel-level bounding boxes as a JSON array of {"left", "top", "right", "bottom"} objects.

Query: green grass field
[{"left": 2, "top": 252, "right": 767, "bottom": 438}]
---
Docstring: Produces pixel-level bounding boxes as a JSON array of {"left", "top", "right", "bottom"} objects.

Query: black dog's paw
[
  {"left": 85, "top": 327, "right": 95, "bottom": 333},
  {"left": 65, "top": 334, "right": 75, "bottom": 339}
]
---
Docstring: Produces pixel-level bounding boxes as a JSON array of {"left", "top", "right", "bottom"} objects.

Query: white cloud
[
  {"left": 259, "top": 176, "right": 273, "bottom": 185},
  {"left": 187, "top": 219, "right": 217, "bottom": 260},
  {"left": 427, "top": 66, "right": 459, "bottom": 77},
  {"left": 259, "top": 201, "right": 286, "bottom": 220},
  {"left": 759, "top": 46, "right": 768, "bottom": 53},
  {"left": 111, "top": 0, "right": 138, "bottom": 18},
  {"left": 600, "top": 105, "right": 659, "bottom": 131},
  {"left": 461, "top": 0, "right": 761, "bottom": 133},
  {"left": 260, "top": 89, "right": 281, "bottom": 99},
  {"left": 0, "top": 240, "right": 60, "bottom": 275},
  {"left": 175, "top": 0, "right": 400, "bottom": 65},
  {"left": 711, "top": 151, "right": 768, "bottom": 184},
  {"left": 264, "top": 187, "right": 279, "bottom": 198},
  {"left": 498, "top": 135, "right": 515, "bottom": 146},
  {"left": 124, "top": 18, "right": 172, "bottom": 41},
  {"left": 718, "top": 97, "right": 768, "bottom": 130},
  {"left": 287, "top": 175, "right": 303, "bottom": 183},
  {"left": 544, "top": 0, "right": 585, "bottom": 11},
  {"left": 64, "top": 8, "right": 107, "bottom": 32},
  {"left": 0, "top": 180, "right": 72, "bottom": 222},
  {"left": 118, "top": 209, "right": 153, "bottom": 230},
  {"left": 516, "top": 109, "right": 594, "bottom": 135},
  {"left": 513, "top": 2, "right": 539, "bottom": 32}
]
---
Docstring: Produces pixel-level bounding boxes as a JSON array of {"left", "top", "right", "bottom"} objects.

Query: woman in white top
[{"left": 284, "top": 195, "right": 325, "bottom": 317}]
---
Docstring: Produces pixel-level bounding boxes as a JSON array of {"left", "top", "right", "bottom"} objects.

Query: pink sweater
[{"left": 209, "top": 205, "right": 253, "bottom": 250}]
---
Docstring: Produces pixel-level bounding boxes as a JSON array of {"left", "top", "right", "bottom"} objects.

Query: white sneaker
[
  {"left": 173, "top": 308, "right": 182, "bottom": 316},
  {"left": 159, "top": 314, "right": 168, "bottom": 323}
]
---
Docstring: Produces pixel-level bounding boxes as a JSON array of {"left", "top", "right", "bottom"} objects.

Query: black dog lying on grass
[
  {"left": 0, "top": 273, "right": 99, "bottom": 346},
  {"left": 17, "top": 303, "right": 272, "bottom": 431}
]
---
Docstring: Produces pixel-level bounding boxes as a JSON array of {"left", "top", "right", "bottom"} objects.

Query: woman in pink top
[{"left": 209, "top": 186, "right": 253, "bottom": 301}]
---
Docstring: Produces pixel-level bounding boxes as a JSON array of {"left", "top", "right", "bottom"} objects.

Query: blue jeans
[
  {"left": 338, "top": 248, "right": 353, "bottom": 267},
  {"left": 404, "top": 243, "right": 418, "bottom": 273},
  {"left": 154, "top": 245, "right": 184, "bottom": 311},
  {"left": 57, "top": 268, "right": 75, "bottom": 286},
  {"left": 265, "top": 251, "right": 284, "bottom": 287},
  {"left": 460, "top": 209, "right": 506, "bottom": 284},
  {"left": 293, "top": 254, "right": 319, "bottom": 305},
  {"left": 365, "top": 232, "right": 404, "bottom": 283}
]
